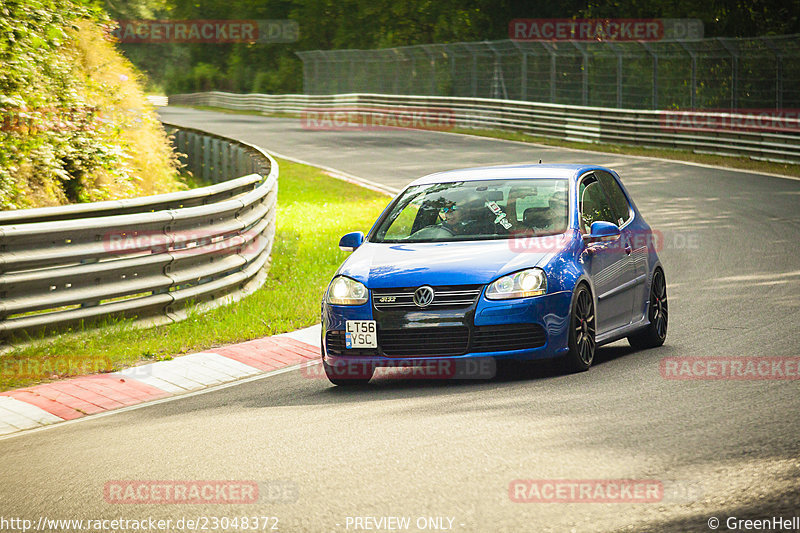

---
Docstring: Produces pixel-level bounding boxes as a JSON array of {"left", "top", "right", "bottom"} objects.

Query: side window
[
  {"left": 579, "top": 177, "right": 616, "bottom": 233},
  {"left": 596, "top": 171, "right": 632, "bottom": 226},
  {"left": 384, "top": 202, "right": 421, "bottom": 239}
]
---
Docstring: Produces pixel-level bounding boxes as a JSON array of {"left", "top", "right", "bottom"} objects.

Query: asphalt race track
[{"left": 0, "top": 107, "right": 798, "bottom": 532}]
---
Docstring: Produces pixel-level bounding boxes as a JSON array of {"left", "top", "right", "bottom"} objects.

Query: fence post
[
  {"left": 540, "top": 42, "right": 557, "bottom": 103},
  {"left": 717, "top": 38, "right": 739, "bottom": 110},
  {"left": 640, "top": 42, "right": 658, "bottom": 109},
  {"left": 570, "top": 41, "right": 589, "bottom": 106},
  {"left": 447, "top": 45, "right": 457, "bottom": 97},
  {"left": 471, "top": 49, "right": 478, "bottom": 97},
  {"left": 607, "top": 42, "right": 623, "bottom": 108},
  {"left": 761, "top": 37, "right": 783, "bottom": 110},
  {"left": 521, "top": 52, "right": 528, "bottom": 101},
  {"left": 392, "top": 49, "right": 400, "bottom": 94},
  {"left": 487, "top": 41, "right": 508, "bottom": 100},
  {"left": 422, "top": 46, "right": 436, "bottom": 95},
  {"left": 410, "top": 53, "right": 416, "bottom": 95},
  {"left": 677, "top": 41, "right": 697, "bottom": 109}
]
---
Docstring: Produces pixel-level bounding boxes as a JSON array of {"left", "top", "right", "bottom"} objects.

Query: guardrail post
[
  {"left": 221, "top": 142, "right": 229, "bottom": 181},
  {"left": 202, "top": 136, "right": 211, "bottom": 182},
  {"left": 193, "top": 133, "right": 202, "bottom": 179}
]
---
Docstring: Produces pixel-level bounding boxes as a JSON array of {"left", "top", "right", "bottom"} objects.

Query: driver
[
  {"left": 407, "top": 192, "right": 484, "bottom": 240},
  {"left": 543, "top": 190, "right": 568, "bottom": 232},
  {"left": 439, "top": 195, "right": 484, "bottom": 235}
]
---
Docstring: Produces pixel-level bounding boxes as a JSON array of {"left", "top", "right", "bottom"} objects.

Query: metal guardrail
[
  {"left": 169, "top": 91, "right": 800, "bottom": 164},
  {"left": 0, "top": 123, "right": 278, "bottom": 341},
  {"left": 146, "top": 95, "right": 169, "bottom": 107}
]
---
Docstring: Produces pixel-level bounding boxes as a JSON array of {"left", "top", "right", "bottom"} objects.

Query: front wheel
[
  {"left": 323, "top": 360, "right": 375, "bottom": 386},
  {"left": 628, "top": 268, "right": 668, "bottom": 349},
  {"left": 561, "top": 284, "right": 596, "bottom": 373}
]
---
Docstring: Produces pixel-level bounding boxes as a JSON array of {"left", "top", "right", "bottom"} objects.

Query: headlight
[
  {"left": 485, "top": 268, "right": 547, "bottom": 300},
  {"left": 326, "top": 276, "right": 368, "bottom": 305}
]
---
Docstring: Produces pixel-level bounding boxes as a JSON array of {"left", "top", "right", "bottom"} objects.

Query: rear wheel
[
  {"left": 562, "top": 284, "right": 596, "bottom": 373},
  {"left": 628, "top": 268, "right": 668, "bottom": 349},
  {"left": 324, "top": 360, "right": 374, "bottom": 386}
]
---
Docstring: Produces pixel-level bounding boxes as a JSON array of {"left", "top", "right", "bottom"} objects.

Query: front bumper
[{"left": 321, "top": 290, "right": 572, "bottom": 367}]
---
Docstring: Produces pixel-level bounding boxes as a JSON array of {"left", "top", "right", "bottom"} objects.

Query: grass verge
[
  {"left": 184, "top": 105, "right": 800, "bottom": 179},
  {"left": 0, "top": 158, "right": 390, "bottom": 391}
]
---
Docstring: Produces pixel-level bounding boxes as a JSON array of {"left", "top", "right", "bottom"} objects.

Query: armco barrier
[
  {"left": 169, "top": 91, "right": 800, "bottom": 164},
  {"left": 0, "top": 123, "right": 277, "bottom": 341}
]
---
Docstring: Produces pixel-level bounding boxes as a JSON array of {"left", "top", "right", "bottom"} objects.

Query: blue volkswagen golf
[{"left": 321, "top": 164, "right": 667, "bottom": 385}]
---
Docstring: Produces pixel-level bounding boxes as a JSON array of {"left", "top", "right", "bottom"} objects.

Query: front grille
[
  {"left": 326, "top": 323, "right": 546, "bottom": 357},
  {"left": 380, "top": 326, "right": 469, "bottom": 356},
  {"left": 372, "top": 285, "right": 482, "bottom": 310},
  {"left": 472, "top": 324, "right": 546, "bottom": 352}
]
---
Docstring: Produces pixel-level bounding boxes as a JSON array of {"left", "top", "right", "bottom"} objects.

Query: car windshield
[{"left": 371, "top": 179, "right": 569, "bottom": 243}]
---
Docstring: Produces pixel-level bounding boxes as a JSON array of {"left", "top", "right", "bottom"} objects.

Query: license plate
[{"left": 345, "top": 320, "right": 377, "bottom": 349}]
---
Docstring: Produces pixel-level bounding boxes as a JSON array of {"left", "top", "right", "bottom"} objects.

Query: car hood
[{"left": 338, "top": 239, "right": 560, "bottom": 288}]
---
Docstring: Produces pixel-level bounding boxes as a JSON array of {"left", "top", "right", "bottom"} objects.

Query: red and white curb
[{"left": 0, "top": 325, "right": 321, "bottom": 436}]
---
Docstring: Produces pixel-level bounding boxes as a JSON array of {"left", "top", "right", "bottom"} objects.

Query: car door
[
  {"left": 579, "top": 174, "right": 635, "bottom": 333},
  {"left": 595, "top": 170, "right": 649, "bottom": 323}
]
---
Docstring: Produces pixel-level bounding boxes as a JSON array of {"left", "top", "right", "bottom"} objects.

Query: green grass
[
  {"left": 183, "top": 105, "right": 800, "bottom": 179},
  {"left": 0, "top": 159, "right": 390, "bottom": 391}
]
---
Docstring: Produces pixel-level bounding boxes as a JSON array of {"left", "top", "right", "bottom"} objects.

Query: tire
[
  {"left": 628, "top": 268, "right": 668, "bottom": 350},
  {"left": 561, "top": 283, "right": 596, "bottom": 373},
  {"left": 324, "top": 360, "right": 374, "bottom": 386}
]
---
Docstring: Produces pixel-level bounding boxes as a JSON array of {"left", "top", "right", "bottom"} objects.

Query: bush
[{"left": 0, "top": 0, "right": 182, "bottom": 209}]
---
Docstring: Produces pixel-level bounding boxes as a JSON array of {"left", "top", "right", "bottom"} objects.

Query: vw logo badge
[{"left": 413, "top": 286, "right": 435, "bottom": 308}]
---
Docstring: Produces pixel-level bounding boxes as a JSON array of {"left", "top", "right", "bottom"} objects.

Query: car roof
[{"left": 408, "top": 164, "right": 609, "bottom": 186}]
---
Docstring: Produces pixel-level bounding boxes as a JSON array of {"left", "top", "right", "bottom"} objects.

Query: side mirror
[
  {"left": 583, "top": 221, "right": 620, "bottom": 243},
  {"left": 339, "top": 231, "right": 364, "bottom": 252}
]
